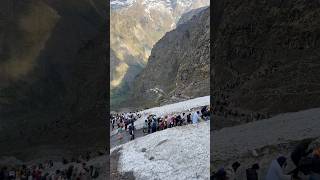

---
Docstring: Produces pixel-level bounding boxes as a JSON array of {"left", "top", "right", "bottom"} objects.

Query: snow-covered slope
[
  {"left": 212, "top": 107, "right": 320, "bottom": 179},
  {"left": 112, "top": 121, "right": 210, "bottom": 180},
  {"left": 213, "top": 108, "right": 320, "bottom": 164}
]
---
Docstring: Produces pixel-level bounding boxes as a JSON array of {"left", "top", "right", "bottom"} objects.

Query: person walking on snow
[
  {"left": 151, "top": 119, "right": 157, "bottom": 133},
  {"left": 128, "top": 124, "right": 135, "bottom": 140},
  {"left": 192, "top": 111, "right": 200, "bottom": 124},
  {"left": 226, "top": 161, "right": 240, "bottom": 180},
  {"left": 266, "top": 156, "right": 291, "bottom": 180}
]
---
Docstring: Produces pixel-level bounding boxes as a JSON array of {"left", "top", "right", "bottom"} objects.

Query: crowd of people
[
  {"left": 212, "top": 139, "right": 320, "bottom": 180},
  {"left": 142, "top": 106, "right": 210, "bottom": 135},
  {"left": 0, "top": 156, "right": 102, "bottom": 180},
  {"left": 110, "top": 112, "right": 140, "bottom": 141},
  {"left": 110, "top": 106, "right": 211, "bottom": 142}
]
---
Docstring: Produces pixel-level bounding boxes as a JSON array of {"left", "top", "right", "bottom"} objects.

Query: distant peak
[
  {"left": 111, "top": 0, "right": 196, "bottom": 10},
  {"left": 110, "top": 0, "right": 136, "bottom": 9}
]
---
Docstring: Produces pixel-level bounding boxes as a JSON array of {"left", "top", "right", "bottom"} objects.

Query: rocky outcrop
[
  {"left": 0, "top": 0, "right": 107, "bottom": 160},
  {"left": 129, "top": 7, "right": 210, "bottom": 108},
  {"left": 177, "top": 6, "right": 207, "bottom": 26},
  {"left": 212, "top": 0, "right": 320, "bottom": 128}
]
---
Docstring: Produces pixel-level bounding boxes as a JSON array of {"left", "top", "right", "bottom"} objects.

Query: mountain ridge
[
  {"left": 127, "top": 7, "right": 210, "bottom": 109},
  {"left": 110, "top": 0, "right": 209, "bottom": 109}
]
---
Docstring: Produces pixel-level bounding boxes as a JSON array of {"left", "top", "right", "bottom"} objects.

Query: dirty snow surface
[
  {"left": 213, "top": 108, "right": 320, "bottom": 164},
  {"left": 112, "top": 121, "right": 210, "bottom": 180}
]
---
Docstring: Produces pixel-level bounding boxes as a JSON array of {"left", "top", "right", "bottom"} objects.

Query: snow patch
[
  {"left": 113, "top": 121, "right": 210, "bottom": 180},
  {"left": 147, "top": 87, "right": 165, "bottom": 94},
  {"left": 111, "top": 0, "right": 136, "bottom": 9}
]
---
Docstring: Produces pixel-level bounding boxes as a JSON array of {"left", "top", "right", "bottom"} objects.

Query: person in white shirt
[
  {"left": 266, "top": 156, "right": 291, "bottom": 180},
  {"left": 192, "top": 111, "right": 200, "bottom": 124}
]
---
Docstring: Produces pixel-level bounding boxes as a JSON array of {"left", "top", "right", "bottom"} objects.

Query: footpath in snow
[{"left": 111, "top": 121, "right": 210, "bottom": 180}]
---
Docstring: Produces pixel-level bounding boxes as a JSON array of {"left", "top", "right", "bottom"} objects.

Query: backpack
[
  {"left": 311, "top": 156, "right": 320, "bottom": 174},
  {"left": 299, "top": 157, "right": 313, "bottom": 175},
  {"left": 246, "top": 168, "right": 258, "bottom": 180},
  {"left": 92, "top": 168, "right": 99, "bottom": 178}
]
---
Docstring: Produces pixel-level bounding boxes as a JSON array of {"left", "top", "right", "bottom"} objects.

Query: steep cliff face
[
  {"left": 177, "top": 6, "right": 207, "bottom": 26},
  {"left": 0, "top": 0, "right": 107, "bottom": 160},
  {"left": 212, "top": 0, "right": 320, "bottom": 127},
  {"left": 110, "top": 0, "right": 209, "bottom": 108},
  {"left": 130, "top": 7, "right": 210, "bottom": 108}
]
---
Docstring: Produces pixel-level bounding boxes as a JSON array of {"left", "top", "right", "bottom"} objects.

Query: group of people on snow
[
  {"left": 110, "top": 112, "right": 139, "bottom": 141},
  {"left": 110, "top": 106, "right": 210, "bottom": 142},
  {"left": 142, "top": 106, "right": 210, "bottom": 135},
  {"left": 212, "top": 139, "right": 320, "bottom": 180},
  {"left": 0, "top": 163, "right": 100, "bottom": 180},
  {"left": 0, "top": 156, "right": 102, "bottom": 180}
]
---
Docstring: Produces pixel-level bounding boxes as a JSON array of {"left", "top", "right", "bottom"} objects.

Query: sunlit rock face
[
  {"left": 110, "top": 0, "right": 209, "bottom": 108},
  {"left": 0, "top": 0, "right": 107, "bottom": 160}
]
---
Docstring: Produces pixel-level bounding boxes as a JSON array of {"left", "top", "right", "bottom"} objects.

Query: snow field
[{"left": 112, "top": 121, "right": 210, "bottom": 180}]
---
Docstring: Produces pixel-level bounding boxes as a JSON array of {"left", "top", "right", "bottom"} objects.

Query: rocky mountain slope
[
  {"left": 212, "top": 0, "right": 320, "bottom": 128},
  {"left": 0, "top": 0, "right": 107, "bottom": 160},
  {"left": 177, "top": 6, "right": 207, "bottom": 26},
  {"left": 129, "top": 7, "right": 210, "bottom": 108},
  {"left": 110, "top": 0, "right": 209, "bottom": 108}
]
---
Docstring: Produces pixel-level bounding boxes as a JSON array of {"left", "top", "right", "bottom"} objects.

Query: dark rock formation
[
  {"left": 212, "top": 0, "right": 320, "bottom": 128},
  {"left": 0, "top": 0, "right": 107, "bottom": 160}
]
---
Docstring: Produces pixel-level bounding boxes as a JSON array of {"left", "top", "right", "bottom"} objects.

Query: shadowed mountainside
[
  {"left": 211, "top": 0, "right": 320, "bottom": 128},
  {"left": 0, "top": 0, "right": 107, "bottom": 160}
]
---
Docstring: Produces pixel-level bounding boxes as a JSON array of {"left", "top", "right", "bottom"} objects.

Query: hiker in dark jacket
[
  {"left": 298, "top": 147, "right": 320, "bottom": 177},
  {"left": 213, "top": 168, "right": 228, "bottom": 180},
  {"left": 289, "top": 139, "right": 313, "bottom": 177},
  {"left": 246, "top": 163, "right": 259, "bottom": 180},
  {"left": 128, "top": 124, "right": 135, "bottom": 140},
  {"left": 187, "top": 114, "right": 192, "bottom": 124},
  {"left": 226, "top": 161, "right": 240, "bottom": 180},
  {"left": 66, "top": 165, "right": 73, "bottom": 179},
  {"left": 151, "top": 120, "right": 157, "bottom": 133},
  {"left": 148, "top": 118, "right": 152, "bottom": 134},
  {"left": 176, "top": 115, "right": 182, "bottom": 126}
]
